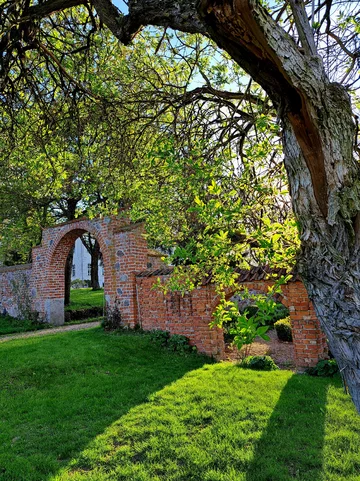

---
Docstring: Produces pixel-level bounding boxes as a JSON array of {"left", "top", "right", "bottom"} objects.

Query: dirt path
[
  {"left": 0, "top": 321, "right": 101, "bottom": 343},
  {"left": 224, "top": 329, "right": 295, "bottom": 369}
]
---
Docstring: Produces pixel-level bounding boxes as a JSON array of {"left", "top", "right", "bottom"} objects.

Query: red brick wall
[
  {"left": 281, "top": 282, "right": 328, "bottom": 368},
  {"left": 136, "top": 276, "right": 225, "bottom": 358},
  {"left": 0, "top": 264, "right": 32, "bottom": 318},
  {"left": 112, "top": 222, "right": 149, "bottom": 327},
  {"left": 136, "top": 274, "right": 328, "bottom": 368},
  {"left": 1, "top": 215, "right": 328, "bottom": 370},
  {"left": 227, "top": 280, "right": 328, "bottom": 368},
  {"left": 147, "top": 254, "right": 166, "bottom": 270},
  {"left": 30, "top": 217, "right": 151, "bottom": 325}
]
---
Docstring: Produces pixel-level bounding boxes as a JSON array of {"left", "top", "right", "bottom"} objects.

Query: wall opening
[
  {"left": 221, "top": 289, "right": 292, "bottom": 363},
  {"left": 45, "top": 227, "right": 111, "bottom": 326},
  {"left": 64, "top": 233, "right": 105, "bottom": 322}
]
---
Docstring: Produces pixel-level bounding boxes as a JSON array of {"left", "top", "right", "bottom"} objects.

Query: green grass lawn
[
  {"left": 0, "top": 289, "right": 104, "bottom": 335},
  {"left": 66, "top": 288, "right": 105, "bottom": 311},
  {"left": 0, "top": 329, "right": 359, "bottom": 481},
  {"left": 0, "top": 314, "right": 46, "bottom": 336}
]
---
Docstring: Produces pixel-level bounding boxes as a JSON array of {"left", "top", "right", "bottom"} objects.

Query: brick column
[
  {"left": 113, "top": 223, "right": 149, "bottom": 327},
  {"left": 284, "top": 282, "right": 328, "bottom": 369}
]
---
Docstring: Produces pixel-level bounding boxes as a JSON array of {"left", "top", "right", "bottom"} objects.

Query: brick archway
[
  {"left": 30, "top": 217, "right": 152, "bottom": 326},
  {"left": 46, "top": 227, "right": 111, "bottom": 325}
]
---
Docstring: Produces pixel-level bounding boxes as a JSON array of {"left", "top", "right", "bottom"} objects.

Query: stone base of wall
[{"left": 0, "top": 264, "right": 33, "bottom": 318}]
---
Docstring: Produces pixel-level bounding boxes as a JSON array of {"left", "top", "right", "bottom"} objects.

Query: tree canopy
[{"left": 1, "top": 0, "right": 360, "bottom": 410}]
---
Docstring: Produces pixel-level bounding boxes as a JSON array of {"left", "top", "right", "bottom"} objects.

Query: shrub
[
  {"left": 240, "top": 303, "right": 290, "bottom": 327},
  {"left": 149, "top": 330, "right": 196, "bottom": 354},
  {"left": 149, "top": 329, "right": 170, "bottom": 347},
  {"left": 241, "top": 355, "right": 279, "bottom": 371},
  {"left": 223, "top": 302, "right": 289, "bottom": 344},
  {"left": 272, "top": 303, "right": 290, "bottom": 325},
  {"left": 66, "top": 306, "right": 103, "bottom": 322},
  {"left": 102, "top": 300, "right": 123, "bottom": 330},
  {"left": 306, "top": 359, "right": 338, "bottom": 377},
  {"left": 168, "top": 334, "right": 195, "bottom": 353},
  {"left": 274, "top": 317, "right": 293, "bottom": 342},
  {"left": 71, "top": 279, "right": 92, "bottom": 289}
]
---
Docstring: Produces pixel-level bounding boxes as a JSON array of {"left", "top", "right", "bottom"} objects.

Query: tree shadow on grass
[
  {"left": 245, "top": 373, "right": 332, "bottom": 481},
  {"left": 0, "top": 328, "right": 210, "bottom": 481}
]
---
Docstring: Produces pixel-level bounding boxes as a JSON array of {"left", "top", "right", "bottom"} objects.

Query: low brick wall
[
  {"left": 136, "top": 275, "right": 225, "bottom": 358},
  {"left": 236, "top": 279, "right": 328, "bottom": 368},
  {"left": 0, "top": 264, "right": 32, "bottom": 318},
  {"left": 136, "top": 272, "right": 328, "bottom": 368}
]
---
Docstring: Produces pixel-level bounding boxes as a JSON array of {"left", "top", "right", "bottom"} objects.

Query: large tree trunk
[
  {"left": 282, "top": 98, "right": 360, "bottom": 408},
  {"left": 81, "top": 234, "right": 102, "bottom": 290},
  {"left": 64, "top": 198, "right": 78, "bottom": 306},
  {"left": 99, "top": 0, "right": 360, "bottom": 410},
  {"left": 64, "top": 246, "right": 74, "bottom": 306},
  {"left": 90, "top": 240, "right": 101, "bottom": 290}
]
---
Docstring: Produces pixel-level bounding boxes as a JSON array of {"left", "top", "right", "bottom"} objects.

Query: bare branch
[
  {"left": 90, "top": 0, "right": 206, "bottom": 45},
  {"left": 36, "top": 41, "right": 100, "bottom": 99},
  {"left": 288, "top": 0, "right": 317, "bottom": 57},
  {"left": 23, "top": 0, "right": 84, "bottom": 19}
]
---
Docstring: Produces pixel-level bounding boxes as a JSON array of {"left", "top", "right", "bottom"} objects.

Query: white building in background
[{"left": 71, "top": 238, "right": 104, "bottom": 286}]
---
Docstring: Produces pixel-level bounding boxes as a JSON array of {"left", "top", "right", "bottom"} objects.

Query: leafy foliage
[
  {"left": 274, "top": 317, "right": 293, "bottom": 342},
  {"left": 237, "top": 302, "right": 289, "bottom": 327},
  {"left": 0, "top": 13, "right": 299, "bottom": 290},
  {"left": 241, "top": 355, "right": 279, "bottom": 371},
  {"left": 307, "top": 359, "right": 339, "bottom": 377},
  {"left": 168, "top": 334, "right": 197, "bottom": 354},
  {"left": 148, "top": 329, "right": 170, "bottom": 347},
  {"left": 149, "top": 329, "right": 196, "bottom": 354},
  {"left": 65, "top": 307, "right": 103, "bottom": 322},
  {"left": 102, "top": 299, "right": 123, "bottom": 331},
  {"left": 213, "top": 276, "right": 291, "bottom": 355},
  {"left": 222, "top": 307, "right": 270, "bottom": 354}
]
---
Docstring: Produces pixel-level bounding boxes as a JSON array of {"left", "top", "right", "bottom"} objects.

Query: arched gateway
[
  {"left": 30, "top": 216, "right": 162, "bottom": 326},
  {"left": 0, "top": 216, "right": 328, "bottom": 369}
]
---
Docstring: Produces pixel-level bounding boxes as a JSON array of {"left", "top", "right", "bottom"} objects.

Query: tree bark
[
  {"left": 81, "top": 234, "right": 102, "bottom": 290},
  {"left": 64, "top": 246, "right": 74, "bottom": 306},
  {"left": 90, "top": 240, "right": 101, "bottom": 290},
  {"left": 63, "top": 198, "right": 78, "bottom": 305}
]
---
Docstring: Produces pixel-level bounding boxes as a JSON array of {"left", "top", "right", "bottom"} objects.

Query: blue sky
[{"left": 112, "top": 0, "right": 128, "bottom": 14}]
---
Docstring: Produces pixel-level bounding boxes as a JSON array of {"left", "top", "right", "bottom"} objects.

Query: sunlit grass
[
  {"left": 0, "top": 328, "right": 359, "bottom": 481},
  {"left": 66, "top": 288, "right": 105, "bottom": 311}
]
